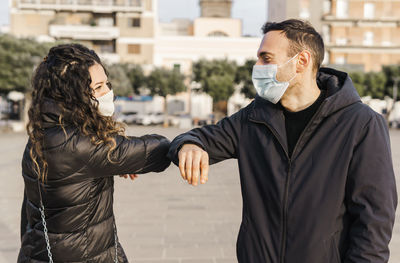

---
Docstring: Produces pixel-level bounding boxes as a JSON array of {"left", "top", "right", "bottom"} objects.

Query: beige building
[
  {"left": 322, "top": 0, "right": 400, "bottom": 72},
  {"left": 9, "top": 0, "right": 157, "bottom": 65},
  {"left": 268, "top": 0, "right": 400, "bottom": 72},
  {"left": 9, "top": 0, "right": 260, "bottom": 73},
  {"left": 156, "top": 0, "right": 259, "bottom": 74}
]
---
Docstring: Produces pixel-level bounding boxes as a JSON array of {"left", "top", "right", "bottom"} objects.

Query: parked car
[
  {"left": 136, "top": 112, "right": 165, "bottom": 126},
  {"left": 116, "top": 111, "right": 138, "bottom": 124}
]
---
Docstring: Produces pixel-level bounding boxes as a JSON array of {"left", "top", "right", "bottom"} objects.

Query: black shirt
[{"left": 282, "top": 90, "right": 326, "bottom": 157}]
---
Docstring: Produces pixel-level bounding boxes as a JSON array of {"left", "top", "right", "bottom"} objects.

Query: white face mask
[
  {"left": 252, "top": 54, "right": 298, "bottom": 104},
  {"left": 95, "top": 90, "right": 115, "bottom": 117}
]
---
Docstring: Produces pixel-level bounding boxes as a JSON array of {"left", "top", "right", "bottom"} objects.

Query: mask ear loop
[{"left": 277, "top": 53, "right": 300, "bottom": 83}]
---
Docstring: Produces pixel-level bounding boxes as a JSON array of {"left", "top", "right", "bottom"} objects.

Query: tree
[
  {"left": 0, "top": 34, "right": 53, "bottom": 94},
  {"left": 382, "top": 65, "right": 400, "bottom": 99},
  {"left": 235, "top": 59, "right": 257, "bottom": 99},
  {"left": 146, "top": 67, "right": 185, "bottom": 97},
  {"left": 126, "top": 64, "right": 145, "bottom": 95},
  {"left": 192, "top": 58, "right": 237, "bottom": 103},
  {"left": 107, "top": 64, "right": 132, "bottom": 97},
  {"left": 364, "top": 72, "right": 387, "bottom": 99},
  {"left": 349, "top": 71, "right": 366, "bottom": 97}
]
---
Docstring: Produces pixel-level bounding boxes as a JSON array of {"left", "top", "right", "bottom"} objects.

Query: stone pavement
[{"left": 0, "top": 126, "right": 399, "bottom": 263}]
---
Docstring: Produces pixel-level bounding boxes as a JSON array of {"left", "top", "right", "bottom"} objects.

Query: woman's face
[{"left": 89, "top": 63, "right": 111, "bottom": 98}]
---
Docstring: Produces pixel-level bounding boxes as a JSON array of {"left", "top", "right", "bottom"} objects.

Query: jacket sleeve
[
  {"left": 87, "top": 134, "right": 171, "bottom": 176},
  {"left": 167, "top": 110, "right": 243, "bottom": 165},
  {"left": 344, "top": 113, "right": 397, "bottom": 263}
]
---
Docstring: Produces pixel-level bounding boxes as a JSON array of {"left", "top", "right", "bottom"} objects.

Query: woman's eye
[{"left": 107, "top": 82, "right": 112, "bottom": 89}]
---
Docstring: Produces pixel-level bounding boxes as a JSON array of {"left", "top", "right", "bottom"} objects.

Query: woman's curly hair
[{"left": 27, "top": 43, "right": 125, "bottom": 182}]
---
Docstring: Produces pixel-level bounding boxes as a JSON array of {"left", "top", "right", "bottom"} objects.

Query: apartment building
[
  {"left": 322, "top": 0, "right": 400, "bottom": 72},
  {"left": 268, "top": 0, "right": 400, "bottom": 72},
  {"left": 9, "top": 0, "right": 157, "bottom": 64}
]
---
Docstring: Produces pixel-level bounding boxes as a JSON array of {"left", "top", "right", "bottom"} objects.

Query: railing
[{"left": 17, "top": 0, "right": 143, "bottom": 12}]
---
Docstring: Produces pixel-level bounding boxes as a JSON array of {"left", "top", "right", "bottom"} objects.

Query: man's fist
[{"left": 178, "top": 144, "right": 209, "bottom": 186}]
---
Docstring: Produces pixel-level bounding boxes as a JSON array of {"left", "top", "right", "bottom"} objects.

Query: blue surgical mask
[{"left": 252, "top": 54, "right": 299, "bottom": 104}]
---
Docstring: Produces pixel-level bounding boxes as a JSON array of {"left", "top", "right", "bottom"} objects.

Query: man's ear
[{"left": 296, "top": 50, "right": 312, "bottom": 73}]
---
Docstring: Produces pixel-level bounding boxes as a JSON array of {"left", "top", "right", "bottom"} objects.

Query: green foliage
[
  {"left": 0, "top": 34, "right": 54, "bottom": 93},
  {"left": 364, "top": 72, "right": 387, "bottom": 98},
  {"left": 381, "top": 65, "right": 400, "bottom": 98},
  {"left": 192, "top": 58, "right": 237, "bottom": 102},
  {"left": 235, "top": 59, "right": 256, "bottom": 99},
  {"left": 126, "top": 64, "right": 145, "bottom": 95},
  {"left": 349, "top": 72, "right": 366, "bottom": 97},
  {"left": 349, "top": 68, "right": 400, "bottom": 99},
  {"left": 107, "top": 64, "right": 132, "bottom": 97},
  {"left": 146, "top": 67, "right": 185, "bottom": 97}
]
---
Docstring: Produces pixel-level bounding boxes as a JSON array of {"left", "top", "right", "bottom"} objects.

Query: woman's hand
[{"left": 119, "top": 174, "right": 139, "bottom": 181}]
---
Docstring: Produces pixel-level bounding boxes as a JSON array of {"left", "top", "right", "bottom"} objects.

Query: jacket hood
[{"left": 40, "top": 98, "right": 75, "bottom": 128}]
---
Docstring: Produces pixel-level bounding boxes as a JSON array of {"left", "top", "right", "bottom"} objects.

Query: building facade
[
  {"left": 322, "top": 0, "right": 400, "bottom": 72},
  {"left": 9, "top": 0, "right": 260, "bottom": 74},
  {"left": 10, "top": 0, "right": 157, "bottom": 65},
  {"left": 268, "top": 0, "right": 400, "bottom": 72}
]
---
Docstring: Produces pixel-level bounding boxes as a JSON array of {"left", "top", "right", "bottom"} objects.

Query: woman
[{"left": 18, "top": 44, "right": 171, "bottom": 262}]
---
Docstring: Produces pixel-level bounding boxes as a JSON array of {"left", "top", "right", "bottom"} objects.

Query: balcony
[
  {"left": 49, "top": 25, "right": 120, "bottom": 40},
  {"left": 16, "top": 0, "right": 144, "bottom": 13},
  {"left": 322, "top": 15, "right": 400, "bottom": 26}
]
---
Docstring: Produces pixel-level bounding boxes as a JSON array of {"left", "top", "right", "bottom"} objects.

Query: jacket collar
[{"left": 40, "top": 98, "right": 73, "bottom": 128}]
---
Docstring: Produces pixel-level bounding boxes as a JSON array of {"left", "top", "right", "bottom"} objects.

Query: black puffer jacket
[
  {"left": 168, "top": 68, "right": 397, "bottom": 263},
  {"left": 18, "top": 100, "right": 171, "bottom": 262}
]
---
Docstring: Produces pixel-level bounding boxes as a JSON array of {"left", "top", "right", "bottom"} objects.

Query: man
[{"left": 168, "top": 19, "right": 397, "bottom": 263}]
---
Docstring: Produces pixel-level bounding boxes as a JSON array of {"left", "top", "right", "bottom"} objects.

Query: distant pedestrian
[
  {"left": 18, "top": 43, "right": 171, "bottom": 262},
  {"left": 168, "top": 19, "right": 397, "bottom": 263}
]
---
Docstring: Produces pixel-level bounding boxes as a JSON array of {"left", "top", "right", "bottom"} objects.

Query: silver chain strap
[
  {"left": 39, "top": 201, "right": 54, "bottom": 263},
  {"left": 37, "top": 180, "right": 119, "bottom": 263}
]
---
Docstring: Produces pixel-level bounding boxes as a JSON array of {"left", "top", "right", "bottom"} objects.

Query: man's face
[{"left": 255, "top": 30, "right": 298, "bottom": 83}]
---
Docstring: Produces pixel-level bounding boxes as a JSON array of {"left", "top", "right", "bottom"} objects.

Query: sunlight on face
[{"left": 89, "top": 63, "right": 110, "bottom": 98}]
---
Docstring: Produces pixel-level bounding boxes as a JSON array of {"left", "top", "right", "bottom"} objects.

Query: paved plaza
[{"left": 0, "top": 126, "right": 399, "bottom": 263}]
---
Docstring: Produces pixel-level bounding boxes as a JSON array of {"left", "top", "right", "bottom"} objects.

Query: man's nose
[{"left": 255, "top": 59, "right": 263, "bottom": 66}]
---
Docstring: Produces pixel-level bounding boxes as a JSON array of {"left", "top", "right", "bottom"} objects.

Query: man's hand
[
  {"left": 119, "top": 174, "right": 139, "bottom": 181},
  {"left": 178, "top": 144, "right": 209, "bottom": 186}
]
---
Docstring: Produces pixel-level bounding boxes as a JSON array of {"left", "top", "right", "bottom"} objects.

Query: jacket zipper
[
  {"left": 249, "top": 101, "right": 326, "bottom": 263},
  {"left": 248, "top": 118, "right": 291, "bottom": 263}
]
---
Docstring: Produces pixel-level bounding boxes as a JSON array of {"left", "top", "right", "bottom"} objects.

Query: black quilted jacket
[{"left": 18, "top": 99, "right": 171, "bottom": 262}]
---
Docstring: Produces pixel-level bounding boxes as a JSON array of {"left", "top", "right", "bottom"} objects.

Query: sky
[{"left": 0, "top": 0, "right": 267, "bottom": 36}]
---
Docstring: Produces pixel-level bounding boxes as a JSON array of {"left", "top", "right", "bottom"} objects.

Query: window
[
  {"left": 130, "top": 18, "right": 141, "bottom": 27},
  {"left": 173, "top": 64, "right": 181, "bottom": 72},
  {"left": 336, "top": 0, "right": 349, "bottom": 18},
  {"left": 98, "top": 17, "right": 114, "bottom": 27},
  {"left": 364, "top": 3, "right": 375, "bottom": 19},
  {"left": 363, "top": 31, "right": 374, "bottom": 46},
  {"left": 323, "top": 0, "right": 332, "bottom": 15},
  {"left": 322, "top": 25, "right": 331, "bottom": 44},
  {"left": 128, "top": 44, "right": 141, "bottom": 54},
  {"left": 335, "top": 56, "right": 346, "bottom": 65}
]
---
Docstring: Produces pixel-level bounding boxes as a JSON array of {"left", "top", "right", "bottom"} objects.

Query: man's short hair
[{"left": 262, "top": 19, "right": 325, "bottom": 74}]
